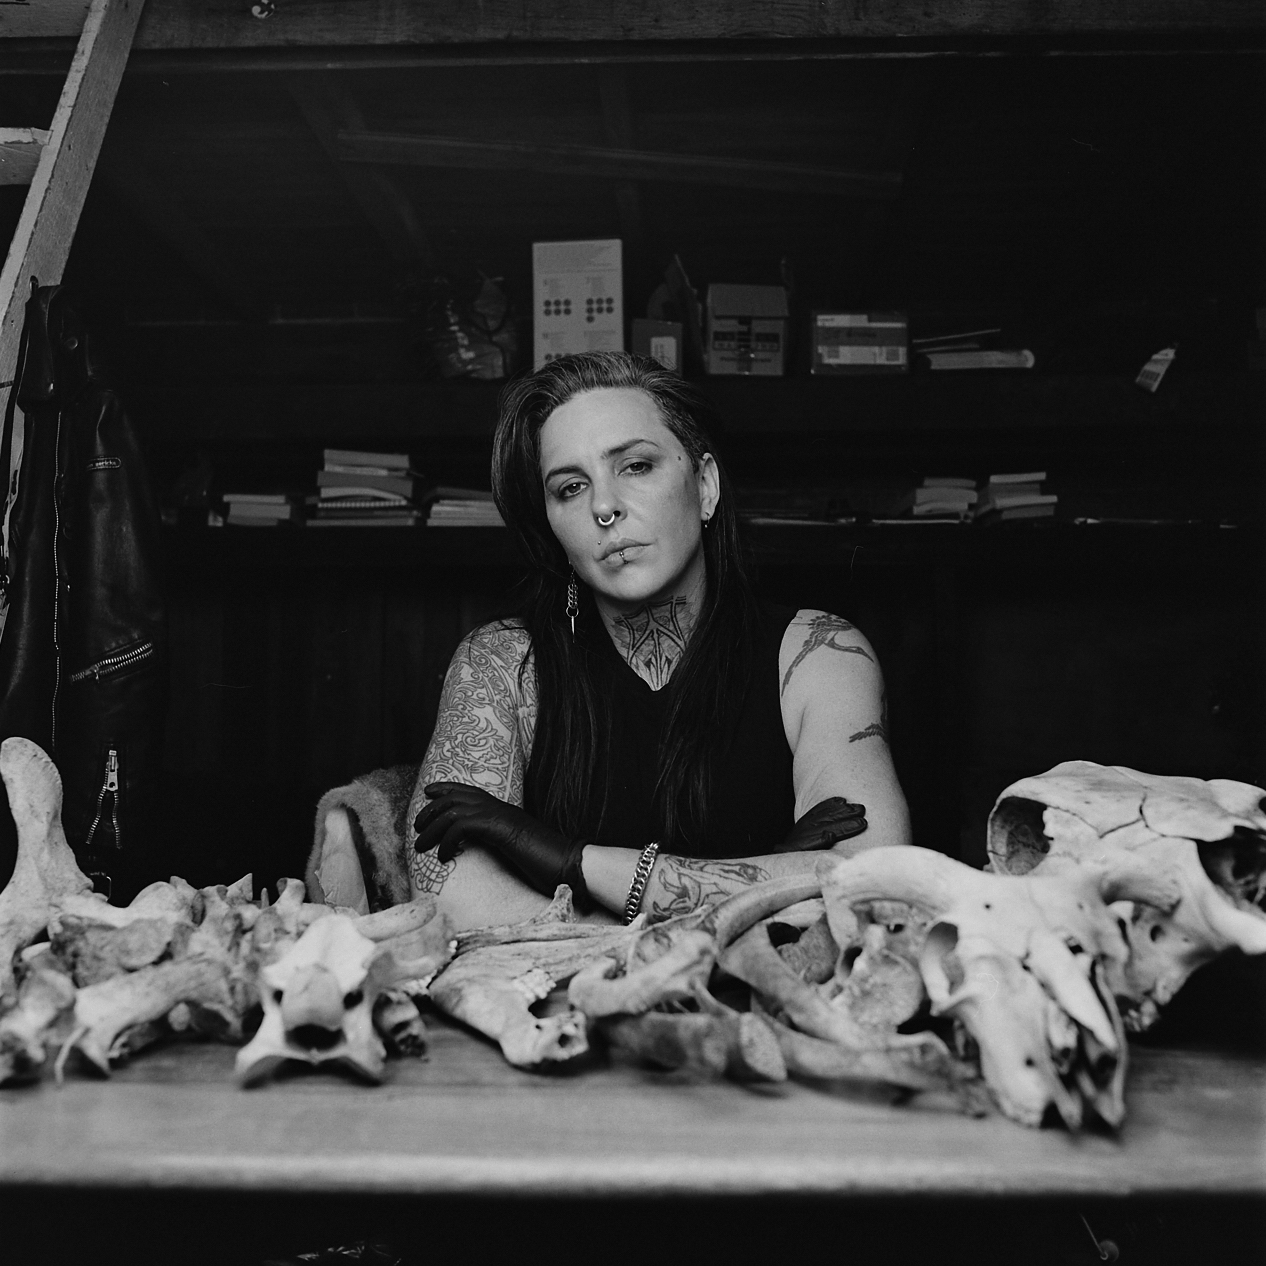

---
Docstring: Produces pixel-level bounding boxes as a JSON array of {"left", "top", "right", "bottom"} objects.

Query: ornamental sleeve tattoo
[{"left": 406, "top": 622, "right": 537, "bottom": 896}]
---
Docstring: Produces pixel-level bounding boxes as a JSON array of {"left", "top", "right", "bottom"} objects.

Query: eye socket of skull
[
  {"left": 988, "top": 798, "right": 1051, "bottom": 875},
  {"left": 1198, "top": 833, "right": 1266, "bottom": 911}
]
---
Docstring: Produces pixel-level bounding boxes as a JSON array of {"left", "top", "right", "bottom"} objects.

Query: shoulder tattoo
[
  {"left": 781, "top": 611, "right": 874, "bottom": 695},
  {"left": 647, "top": 855, "right": 771, "bottom": 922}
]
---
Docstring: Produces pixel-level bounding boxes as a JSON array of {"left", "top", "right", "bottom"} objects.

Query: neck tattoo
[{"left": 610, "top": 596, "right": 693, "bottom": 692}]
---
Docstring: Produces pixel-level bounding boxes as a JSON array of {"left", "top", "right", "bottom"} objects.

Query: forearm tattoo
[
  {"left": 610, "top": 596, "right": 693, "bottom": 692},
  {"left": 647, "top": 854, "right": 771, "bottom": 922},
  {"left": 781, "top": 612, "right": 874, "bottom": 695},
  {"left": 849, "top": 688, "right": 889, "bottom": 745},
  {"left": 406, "top": 623, "right": 537, "bottom": 895}
]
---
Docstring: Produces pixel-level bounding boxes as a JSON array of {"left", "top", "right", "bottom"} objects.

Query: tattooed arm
[
  {"left": 402, "top": 622, "right": 558, "bottom": 924},
  {"left": 579, "top": 846, "right": 825, "bottom": 922},
  {"left": 778, "top": 609, "right": 911, "bottom": 850}
]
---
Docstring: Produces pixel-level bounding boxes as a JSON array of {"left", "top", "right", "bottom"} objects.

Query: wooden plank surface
[
  {"left": 1, "top": 1020, "right": 1262, "bottom": 1196},
  {"left": 4, "top": 2, "right": 1262, "bottom": 48}
]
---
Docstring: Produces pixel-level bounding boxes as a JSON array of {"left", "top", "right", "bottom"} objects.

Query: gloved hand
[
  {"left": 774, "top": 796, "right": 868, "bottom": 853},
  {"left": 414, "top": 782, "right": 592, "bottom": 909}
]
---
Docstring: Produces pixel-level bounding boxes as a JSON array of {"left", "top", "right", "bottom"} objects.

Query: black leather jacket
[{"left": 0, "top": 284, "right": 166, "bottom": 895}]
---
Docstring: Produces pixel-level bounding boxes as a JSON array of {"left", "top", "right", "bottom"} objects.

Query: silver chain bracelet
[{"left": 623, "top": 840, "right": 661, "bottom": 924}]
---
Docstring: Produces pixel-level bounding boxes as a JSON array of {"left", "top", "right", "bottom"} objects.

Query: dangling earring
[{"left": 565, "top": 568, "right": 579, "bottom": 638}]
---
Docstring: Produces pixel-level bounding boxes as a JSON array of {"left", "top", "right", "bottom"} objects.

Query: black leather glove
[
  {"left": 774, "top": 796, "right": 868, "bottom": 853},
  {"left": 414, "top": 782, "right": 593, "bottom": 910}
]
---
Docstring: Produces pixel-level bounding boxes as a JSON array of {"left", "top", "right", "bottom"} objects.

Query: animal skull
[
  {"left": 818, "top": 846, "right": 1129, "bottom": 1128},
  {"left": 988, "top": 761, "right": 1266, "bottom": 1030}
]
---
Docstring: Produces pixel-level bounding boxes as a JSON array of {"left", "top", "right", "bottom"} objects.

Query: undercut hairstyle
[{"left": 491, "top": 350, "right": 762, "bottom": 851}]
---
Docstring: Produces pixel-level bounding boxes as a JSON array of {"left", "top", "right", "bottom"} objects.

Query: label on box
[
  {"left": 812, "top": 311, "right": 908, "bottom": 374},
  {"left": 533, "top": 239, "right": 623, "bottom": 370}
]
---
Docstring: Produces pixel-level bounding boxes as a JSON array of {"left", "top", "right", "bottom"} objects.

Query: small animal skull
[{"left": 988, "top": 762, "right": 1266, "bottom": 1029}]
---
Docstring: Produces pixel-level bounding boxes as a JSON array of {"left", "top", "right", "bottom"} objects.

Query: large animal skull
[
  {"left": 818, "top": 847, "right": 1129, "bottom": 1129},
  {"left": 988, "top": 762, "right": 1266, "bottom": 1030}
]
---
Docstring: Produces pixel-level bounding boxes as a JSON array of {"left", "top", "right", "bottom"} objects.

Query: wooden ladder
[{"left": 0, "top": 0, "right": 146, "bottom": 633}]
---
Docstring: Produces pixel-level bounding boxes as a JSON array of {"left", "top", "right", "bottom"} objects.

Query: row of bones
[{"left": 1, "top": 736, "right": 1264, "bottom": 1128}]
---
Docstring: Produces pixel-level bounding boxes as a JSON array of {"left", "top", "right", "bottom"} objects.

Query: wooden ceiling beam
[
  {"left": 2, "top": 2, "right": 1260, "bottom": 49},
  {"left": 285, "top": 74, "right": 435, "bottom": 271},
  {"left": 336, "top": 131, "right": 902, "bottom": 200},
  {"left": 0, "top": 0, "right": 145, "bottom": 398}
]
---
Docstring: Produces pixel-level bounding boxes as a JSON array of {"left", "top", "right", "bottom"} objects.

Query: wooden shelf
[{"left": 162, "top": 519, "right": 1257, "bottom": 578}]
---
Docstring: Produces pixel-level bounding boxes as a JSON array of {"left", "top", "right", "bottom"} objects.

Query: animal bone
[
  {"left": 62, "top": 955, "right": 237, "bottom": 1076},
  {"left": 0, "top": 738, "right": 93, "bottom": 998},
  {"left": 818, "top": 846, "right": 1128, "bottom": 1128},
  {"left": 50, "top": 882, "right": 198, "bottom": 986},
  {"left": 0, "top": 947, "right": 77, "bottom": 1083},
  {"left": 602, "top": 1000, "right": 787, "bottom": 1082},
  {"left": 430, "top": 890, "right": 635, "bottom": 1069},
  {"left": 235, "top": 911, "right": 453, "bottom": 1085},
  {"left": 988, "top": 761, "right": 1266, "bottom": 1029}
]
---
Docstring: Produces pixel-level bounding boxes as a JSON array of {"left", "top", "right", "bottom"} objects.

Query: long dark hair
[{"left": 491, "top": 351, "right": 762, "bottom": 850}]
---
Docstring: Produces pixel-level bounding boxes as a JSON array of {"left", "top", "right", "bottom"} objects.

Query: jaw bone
[
  {"left": 0, "top": 738, "right": 93, "bottom": 998},
  {"left": 988, "top": 761, "right": 1266, "bottom": 1029}
]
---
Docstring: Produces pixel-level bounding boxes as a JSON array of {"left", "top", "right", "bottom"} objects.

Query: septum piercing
[{"left": 597, "top": 512, "right": 617, "bottom": 527}]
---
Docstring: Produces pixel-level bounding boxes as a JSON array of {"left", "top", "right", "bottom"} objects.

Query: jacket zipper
[
  {"left": 68, "top": 639, "right": 155, "bottom": 685},
  {"left": 85, "top": 747, "right": 121, "bottom": 853}
]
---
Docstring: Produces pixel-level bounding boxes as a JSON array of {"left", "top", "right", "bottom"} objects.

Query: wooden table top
[{"left": 2, "top": 1016, "right": 1263, "bottom": 1199}]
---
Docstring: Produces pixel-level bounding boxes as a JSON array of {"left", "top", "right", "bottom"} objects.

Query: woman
[{"left": 403, "top": 351, "right": 910, "bottom": 929}]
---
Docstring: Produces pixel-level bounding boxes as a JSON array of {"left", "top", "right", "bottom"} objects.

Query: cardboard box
[
  {"left": 631, "top": 319, "right": 683, "bottom": 372},
  {"left": 811, "top": 311, "right": 908, "bottom": 374},
  {"left": 532, "top": 238, "right": 623, "bottom": 370},
  {"left": 705, "top": 284, "right": 789, "bottom": 376}
]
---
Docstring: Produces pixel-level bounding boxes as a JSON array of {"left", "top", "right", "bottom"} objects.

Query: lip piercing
[
  {"left": 597, "top": 512, "right": 617, "bottom": 527},
  {"left": 618, "top": 550, "right": 626, "bottom": 562}
]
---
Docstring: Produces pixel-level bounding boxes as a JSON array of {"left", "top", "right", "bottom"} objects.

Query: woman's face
[{"left": 538, "top": 386, "right": 719, "bottom": 612}]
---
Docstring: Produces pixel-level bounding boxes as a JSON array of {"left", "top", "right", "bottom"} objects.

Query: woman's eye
[
  {"left": 555, "top": 481, "right": 584, "bottom": 500},
  {"left": 623, "top": 460, "right": 652, "bottom": 476}
]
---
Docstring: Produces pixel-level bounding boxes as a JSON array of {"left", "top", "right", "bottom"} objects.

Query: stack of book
[
  {"left": 425, "top": 487, "right": 504, "bottom": 527},
  {"left": 222, "top": 491, "right": 296, "bottom": 527},
  {"left": 309, "top": 449, "right": 421, "bottom": 527},
  {"left": 912, "top": 326, "right": 1035, "bottom": 371},
  {"left": 890, "top": 477, "right": 978, "bottom": 520},
  {"left": 975, "top": 471, "right": 1058, "bottom": 523}
]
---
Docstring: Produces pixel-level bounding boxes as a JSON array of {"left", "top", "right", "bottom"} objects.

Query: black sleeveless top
[{"left": 533, "top": 603, "right": 797, "bottom": 859}]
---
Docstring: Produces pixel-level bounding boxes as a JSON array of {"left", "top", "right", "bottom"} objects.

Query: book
[
  {"left": 322, "top": 448, "right": 411, "bottom": 471},
  {"left": 418, "top": 485, "right": 496, "bottom": 505},
  {"left": 924, "top": 349, "right": 1035, "bottom": 371},
  {"left": 978, "top": 491, "right": 1058, "bottom": 512},
  {"left": 921, "top": 476, "right": 977, "bottom": 490},
  {"left": 986, "top": 471, "right": 1047, "bottom": 486},
  {"left": 976, "top": 503, "right": 1057, "bottom": 523},
  {"left": 315, "top": 488, "right": 409, "bottom": 504},
  {"left": 307, "top": 514, "right": 421, "bottom": 527},
  {"left": 312, "top": 496, "right": 411, "bottom": 512},
  {"left": 223, "top": 491, "right": 290, "bottom": 506},
  {"left": 317, "top": 470, "right": 415, "bottom": 498}
]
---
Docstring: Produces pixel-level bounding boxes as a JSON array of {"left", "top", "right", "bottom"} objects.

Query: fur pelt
[{"left": 306, "top": 764, "right": 418, "bottom": 911}]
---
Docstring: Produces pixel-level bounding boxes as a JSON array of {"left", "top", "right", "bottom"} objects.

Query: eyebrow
[{"left": 544, "top": 437, "right": 662, "bottom": 484}]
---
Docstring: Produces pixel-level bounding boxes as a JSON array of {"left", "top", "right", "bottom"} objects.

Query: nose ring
[{"left": 596, "top": 511, "right": 617, "bottom": 527}]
